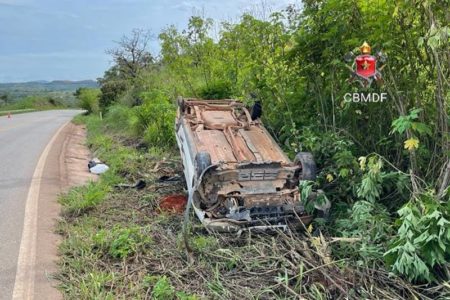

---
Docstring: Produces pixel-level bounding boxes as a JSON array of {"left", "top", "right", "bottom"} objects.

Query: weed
[
  {"left": 191, "top": 235, "right": 218, "bottom": 252},
  {"left": 152, "top": 276, "right": 175, "bottom": 300},
  {"left": 109, "top": 226, "right": 153, "bottom": 259},
  {"left": 78, "top": 271, "right": 116, "bottom": 299},
  {"left": 93, "top": 225, "right": 153, "bottom": 259},
  {"left": 385, "top": 191, "right": 450, "bottom": 282},
  {"left": 175, "top": 291, "right": 199, "bottom": 300},
  {"left": 333, "top": 200, "right": 393, "bottom": 265},
  {"left": 59, "top": 181, "right": 109, "bottom": 216}
]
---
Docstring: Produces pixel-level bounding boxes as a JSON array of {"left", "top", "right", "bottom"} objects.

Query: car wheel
[
  {"left": 177, "top": 97, "right": 186, "bottom": 113},
  {"left": 294, "top": 152, "right": 316, "bottom": 181}
]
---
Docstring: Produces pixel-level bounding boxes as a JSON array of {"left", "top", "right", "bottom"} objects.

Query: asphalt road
[{"left": 0, "top": 110, "right": 81, "bottom": 300}]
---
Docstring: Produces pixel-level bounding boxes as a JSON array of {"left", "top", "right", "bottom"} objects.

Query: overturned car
[{"left": 175, "top": 98, "right": 318, "bottom": 232}]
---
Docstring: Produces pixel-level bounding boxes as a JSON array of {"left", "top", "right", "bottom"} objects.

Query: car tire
[
  {"left": 195, "top": 152, "right": 211, "bottom": 178},
  {"left": 177, "top": 97, "right": 186, "bottom": 113},
  {"left": 294, "top": 152, "right": 316, "bottom": 181}
]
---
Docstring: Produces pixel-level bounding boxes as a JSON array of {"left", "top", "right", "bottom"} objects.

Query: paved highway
[{"left": 0, "top": 110, "right": 81, "bottom": 300}]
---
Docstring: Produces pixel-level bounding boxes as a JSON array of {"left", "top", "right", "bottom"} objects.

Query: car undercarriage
[{"left": 175, "top": 98, "right": 317, "bottom": 232}]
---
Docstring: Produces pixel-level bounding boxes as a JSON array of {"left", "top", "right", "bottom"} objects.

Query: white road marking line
[{"left": 12, "top": 121, "right": 70, "bottom": 300}]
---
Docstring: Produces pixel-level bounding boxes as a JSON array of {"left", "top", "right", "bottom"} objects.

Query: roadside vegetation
[
  {"left": 0, "top": 81, "right": 99, "bottom": 113},
  {"left": 58, "top": 114, "right": 443, "bottom": 299},
  {"left": 59, "top": 0, "right": 449, "bottom": 299},
  {"left": 75, "top": 88, "right": 102, "bottom": 114},
  {"left": 0, "top": 80, "right": 98, "bottom": 106},
  {"left": 0, "top": 95, "right": 71, "bottom": 114}
]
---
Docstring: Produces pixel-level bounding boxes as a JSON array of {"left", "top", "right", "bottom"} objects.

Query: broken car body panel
[{"left": 175, "top": 98, "right": 313, "bottom": 232}]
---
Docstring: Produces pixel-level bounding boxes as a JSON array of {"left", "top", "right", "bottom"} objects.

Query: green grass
[
  {"left": 93, "top": 225, "right": 153, "bottom": 259},
  {"left": 59, "top": 182, "right": 110, "bottom": 217}
]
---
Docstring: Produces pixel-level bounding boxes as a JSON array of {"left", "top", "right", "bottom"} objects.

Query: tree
[
  {"left": 106, "top": 29, "right": 154, "bottom": 80},
  {"left": 98, "top": 29, "right": 154, "bottom": 109},
  {"left": 97, "top": 66, "right": 128, "bottom": 109},
  {"left": 0, "top": 94, "right": 9, "bottom": 106}
]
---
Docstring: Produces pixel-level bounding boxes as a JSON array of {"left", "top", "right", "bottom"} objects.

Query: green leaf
[{"left": 411, "top": 122, "right": 432, "bottom": 136}]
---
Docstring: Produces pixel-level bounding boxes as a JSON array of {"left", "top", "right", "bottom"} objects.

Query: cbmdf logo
[{"left": 345, "top": 42, "right": 386, "bottom": 88}]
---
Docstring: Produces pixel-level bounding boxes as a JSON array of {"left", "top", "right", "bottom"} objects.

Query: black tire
[
  {"left": 250, "top": 101, "right": 262, "bottom": 120},
  {"left": 294, "top": 152, "right": 317, "bottom": 181},
  {"left": 195, "top": 152, "right": 211, "bottom": 178},
  {"left": 177, "top": 97, "right": 186, "bottom": 113}
]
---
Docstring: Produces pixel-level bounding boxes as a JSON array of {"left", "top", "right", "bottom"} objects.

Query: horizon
[{"left": 0, "top": 79, "right": 97, "bottom": 84}]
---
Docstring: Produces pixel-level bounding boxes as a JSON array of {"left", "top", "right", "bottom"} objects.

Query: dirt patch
[
  {"left": 60, "top": 123, "right": 97, "bottom": 190},
  {"left": 34, "top": 122, "right": 95, "bottom": 300}
]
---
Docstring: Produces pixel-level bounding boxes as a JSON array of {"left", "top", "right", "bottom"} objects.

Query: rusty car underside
[{"left": 175, "top": 98, "right": 315, "bottom": 232}]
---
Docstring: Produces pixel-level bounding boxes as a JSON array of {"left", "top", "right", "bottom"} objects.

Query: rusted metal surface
[
  {"left": 183, "top": 99, "right": 290, "bottom": 164},
  {"left": 175, "top": 98, "right": 312, "bottom": 232}
]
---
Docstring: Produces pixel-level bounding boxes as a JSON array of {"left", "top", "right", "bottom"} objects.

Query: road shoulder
[{"left": 33, "top": 122, "right": 95, "bottom": 299}]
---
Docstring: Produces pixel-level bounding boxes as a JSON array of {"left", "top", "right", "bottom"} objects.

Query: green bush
[
  {"left": 334, "top": 200, "right": 393, "bottom": 265},
  {"left": 129, "top": 91, "right": 176, "bottom": 148},
  {"left": 99, "top": 76, "right": 128, "bottom": 110},
  {"left": 104, "top": 104, "right": 133, "bottom": 133},
  {"left": 385, "top": 191, "right": 450, "bottom": 282},
  {"left": 198, "top": 80, "right": 232, "bottom": 99},
  {"left": 75, "top": 88, "right": 101, "bottom": 114}
]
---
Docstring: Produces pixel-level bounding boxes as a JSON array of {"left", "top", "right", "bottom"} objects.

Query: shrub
[
  {"left": 99, "top": 79, "right": 128, "bottom": 110},
  {"left": 333, "top": 200, "right": 393, "bottom": 265},
  {"left": 198, "top": 80, "right": 232, "bottom": 99},
  {"left": 129, "top": 91, "right": 176, "bottom": 148},
  {"left": 104, "top": 104, "right": 133, "bottom": 133},
  {"left": 385, "top": 191, "right": 450, "bottom": 282},
  {"left": 75, "top": 88, "right": 101, "bottom": 114}
]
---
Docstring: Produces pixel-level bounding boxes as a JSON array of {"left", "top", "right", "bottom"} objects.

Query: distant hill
[
  {"left": 0, "top": 80, "right": 99, "bottom": 103},
  {"left": 0, "top": 80, "right": 98, "bottom": 92}
]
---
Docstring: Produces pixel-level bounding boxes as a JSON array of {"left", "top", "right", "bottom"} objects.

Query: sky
[{"left": 0, "top": 0, "right": 297, "bottom": 82}]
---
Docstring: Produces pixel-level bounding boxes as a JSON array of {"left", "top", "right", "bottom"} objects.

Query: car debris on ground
[
  {"left": 88, "top": 157, "right": 110, "bottom": 174},
  {"left": 115, "top": 179, "right": 147, "bottom": 190}
]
